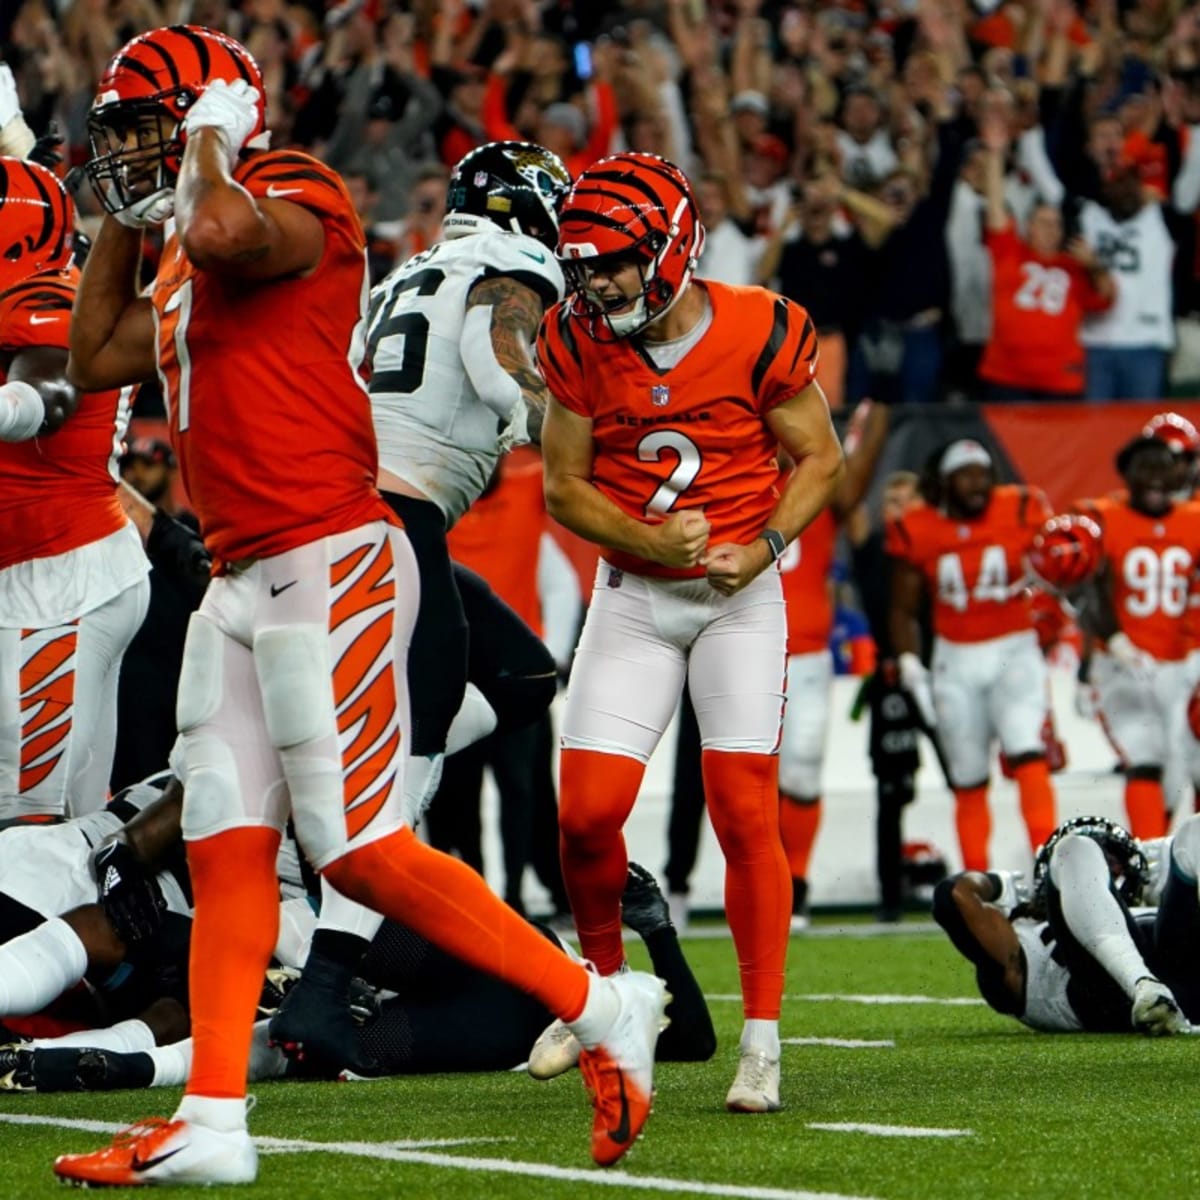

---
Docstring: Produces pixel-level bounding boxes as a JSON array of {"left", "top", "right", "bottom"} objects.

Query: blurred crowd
[{"left": 6, "top": 0, "right": 1200, "bottom": 403}]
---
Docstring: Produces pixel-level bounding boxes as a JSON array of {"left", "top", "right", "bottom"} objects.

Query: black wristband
[{"left": 758, "top": 528, "right": 787, "bottom": 563}]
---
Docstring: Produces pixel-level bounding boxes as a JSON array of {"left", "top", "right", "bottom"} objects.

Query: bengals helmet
[
  {"left": 85, "top": 25, "right": 267, "bottom": 220},
  {"left": 557, "top": 152, "right": 705, "bottom": 340},
  {"left": 443, "top": 141, "right": 570, "bottom": 249},
  {"left": 1143, "top": 410, "right": 1200, "bottom": 459},
  {"left": 1026, "top": 514, "right": 1103, "bottom": 593},
  {"left": 1031, "top": 815, "right": 1149, "bottom": 917},
  {"left": 0, "top": 157, "right": 73, "bottom": 296}
]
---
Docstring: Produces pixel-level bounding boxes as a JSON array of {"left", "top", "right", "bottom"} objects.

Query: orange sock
[
  {"left": 1125, "top": 778, "right": 1167, "bottom": 838},
  {"left": 325, "top": 827, "right": 590, "bottom": 1021},
  {"left": 185, "top": 826, "right": 282, "bottom": 1100},
  {"left": 703, "top": 750, "right": 789, "bottom": 1020},
  {"left": 954, "top": 786, "right": 991, "bottom": 871},
  {"left": 1013, "top": 760, "right": 1057, "bottom": 852},
  {"left": 557, "top": 748, "right": 646, "bottom": 976},
  {"left": 778, "top": 794, "right": 821, "bottom": 882}
]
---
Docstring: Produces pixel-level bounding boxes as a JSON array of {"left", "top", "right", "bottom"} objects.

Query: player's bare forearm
[
  {"left": 68, "top": 217, "right": 156, "bottom": 391},
  {"left": 888, "top": 559, "right": 925, "bottom": 658},
  {"left": 466, "top": 275, "right": 549, "bottom": 433},
  {"left": 545, "top": 471, "right": 660, "bottom": 560},
  {"left": 8, "top": 345, "right": 78, "bottom": 432},
  {"left": 832, "top": 401, "right": 888, "bottom": 518},
  {"left": 176, "top": 129, "right": 270, "bottom": 270},
  {"left": 763, "top": 383, "right": 845, "bottom": 543},
  {"left": 1074, "top": 568, "right": 1119, "bottom": 640}
]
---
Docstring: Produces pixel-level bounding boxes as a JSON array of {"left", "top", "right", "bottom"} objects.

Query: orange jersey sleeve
[
  {"left": 236, "top": 151, "right": 363, "bottom": 224},
  {"left": 781, "top": 506, "right": 836, "bottom": 654},
  {"left": 537, "top": 281, "right": 823, "bottom": 579},
  {"left": 0, "top": 269, "right": 74, "bottom": 355},
  {"left": 886, "top": 486, "right": 1046, "bottom": 643}
]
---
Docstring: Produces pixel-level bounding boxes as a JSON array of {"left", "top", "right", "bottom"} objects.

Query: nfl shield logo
[
  {"left": 474, "top": 171, "right": 489, "bottom": 187},
  {"left": 650, "top": 385, "right": 670, "bottom": 407}
]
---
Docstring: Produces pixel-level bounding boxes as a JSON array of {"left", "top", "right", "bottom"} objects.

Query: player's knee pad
[
  {"left": 176, "top": 615, "right": 225, "bottom": 733},
  {"left": 1048, "top": 833, "right": 1110, "bottom": 891},
  {"left": 175, "top": 731, "right": 247, "bottom": 839},
  {"left": 285, "top": 754, "right": 352, "bottom": 866},
  {"left": 254, "top": 625, "right": 336, "bottom": 751},
  {"left": 778, "top": 754, "right": 821, "bottom": 800}
]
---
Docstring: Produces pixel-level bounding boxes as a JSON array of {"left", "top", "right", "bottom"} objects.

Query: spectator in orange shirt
[{"left": 977, "top": 111, "right": 1114, "bottom": 400}]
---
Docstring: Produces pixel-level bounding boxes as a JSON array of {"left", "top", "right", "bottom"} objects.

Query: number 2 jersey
[
  {"left": 366, "top": 228, "right": 563, "bottom": 525},
  {"left": 0, "top": 266, "right": 144, "bottom": 627},
  {"left": 885, "top": 485, "right": 1052, "bottom": 643},
  {"left": 536, "top": 280, "right": 819, "bottom": 579},
  {"left": 150, "top": 151, "right": 392, "bottom": 569},
  {"left": 1074, "top": 494, "right": 1200, "bottom": 661}
]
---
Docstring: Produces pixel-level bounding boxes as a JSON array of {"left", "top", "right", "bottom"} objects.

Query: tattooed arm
[{"left": 461, "top": 274, "right": 550, "bottom": 444}]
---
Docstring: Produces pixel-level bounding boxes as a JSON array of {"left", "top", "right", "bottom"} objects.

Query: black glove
[
  {"left": 147, "top": 508, "right": 212, "bottom": 600},
  {"left": 92, "top": 840, "right": 167, "bottom": 944},
  {"left": 28, "top": 122, "right": 64, "bottom": 170}
]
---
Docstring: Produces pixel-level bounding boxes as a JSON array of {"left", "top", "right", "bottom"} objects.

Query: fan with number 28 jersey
[
  {"left": 886, "top": 485, "right": 1052, "bottom": 643},
  {"left": 150, "top": 150, "right": 392, "bottom": 569},
  {"left": 366, "top": 227, "right": 563, "bottom": 526},
  {"left": 537, "top": 281, "right": 818, "bottom": 579}
]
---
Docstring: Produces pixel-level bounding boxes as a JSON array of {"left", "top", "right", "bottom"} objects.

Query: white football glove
[
  {"left": 113, "top": 187, "right": 176, "bottom": 229},
  {"left": 898, "top": 651, "right": 937, "bottom": 729},
  {"left": 182, "top": 78, "right": 261, "bottom": 170},
  {"left": 1106, "top": 632, "right": 1155, "bottom": 679},
  {"left": 497, "top": 395, "right": 533, "bottom": 455}
]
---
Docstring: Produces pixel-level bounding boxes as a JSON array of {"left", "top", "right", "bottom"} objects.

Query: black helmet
[
  {"left": 1031, "top": 815, "right": 1150, "bottom": 917},
  {"left": 442, "top": 141, "right": 571, "bottom": 249}
]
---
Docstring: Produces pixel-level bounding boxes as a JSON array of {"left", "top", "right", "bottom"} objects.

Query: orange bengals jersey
[
  {"left": 1075, "top": 495, "right": 1200, "bottom": 661},
  {"left": 782, "top": 505, "right": 835, "bottom": 654},
  {"left": 537, "top": 280, "right": 819, "bottom": 578},
  {"left": 886, "top": 485, "right": 1052, "bottom": 643},
  {"left": 0, "top": 267, "right": 129, "bottom": 572},
  {"left": 150, "top": 150, "right": 391, "bottom": 569},
  {"left": 447, "top": 447, "right": 545, "bottom": 637}
]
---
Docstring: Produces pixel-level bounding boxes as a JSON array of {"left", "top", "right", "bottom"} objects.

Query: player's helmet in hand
[
  {"left": 1027, "top": 514, "right": 1103, "bottom": 592},
  {"left": 443, "top": 141, "right": 571, "bottom": 250},
  {"left": 557, "top": 152, "right": 706, "bottom": 340},
  {"left": 1026, "top": 586, "right": 1069, "bottom": 652},
  {"left": 0, "top": 157, "right": 73, "bottom": 294},
  {"left": 1032, "top": 815, "right": 1150, "bottom": 914},
  {"left": 1143, "top": 411, "right": 1200, "bottom": 459},
  {"left": 85, "top": 25, "right": 267, "bottom": 219}
]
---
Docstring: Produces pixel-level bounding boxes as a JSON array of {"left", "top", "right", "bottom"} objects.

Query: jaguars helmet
[
  {"left": 443, "top": 141, "right": 571, "bottom": 250},
  {"left": 1031, "top": 815, "right": 1150, "bottom": 916}
]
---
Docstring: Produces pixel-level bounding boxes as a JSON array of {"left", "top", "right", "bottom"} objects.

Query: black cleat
[
  {"left": 0, "top": 1043, "right": 35, "bottom": 1091},
  {"left": 28, "top": 1046, "right": 154, "bottom": 1093},
  {"left": 621, "top": 862, "right": 674, "bottom": 937}
]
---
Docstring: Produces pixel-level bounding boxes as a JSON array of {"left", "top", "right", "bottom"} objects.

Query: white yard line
[
  {"left": 808, "top": 1123, "right": 972, "bottom": 1139},
  {"left": 0, "top": 1111, "right": 883, "bottom": 1200},
  {"left": 782, "top": 1038, "right": 895, "bottom": 1049},
  {"left": 706, "top": 993, "right": 984, "bottom": 1006}
]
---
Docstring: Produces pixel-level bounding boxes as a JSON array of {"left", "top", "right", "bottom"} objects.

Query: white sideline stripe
[
  {"left": 706, "top": 993, "right": 985, "bottom": 1006},
  {"left": 0, "top": 1112, "right": 882, "bottom": 1200},
  {"left": 782, "top": 1038, "right": 895, "bottom": 1049},
  {"left": 808, "top": 1122, "right": 972, "bottom": 1139}
]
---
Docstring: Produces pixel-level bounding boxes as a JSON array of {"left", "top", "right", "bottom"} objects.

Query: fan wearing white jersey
[
  {"left": 267, "top": 141, "right": 574, "bottom": 1076},
  {"left": 933, "top": 814, "right": 1200, "bottom": 1035}
]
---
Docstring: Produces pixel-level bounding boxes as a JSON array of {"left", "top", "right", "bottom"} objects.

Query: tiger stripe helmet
[
  {"left": 1026, "top": 513, "right": 1103, "bottom": 593},
  {"left": 85, "top": 25, "right": 267, "bottom": 219},
  {"left": 557, "top": 152, "right": 705, "bottom": 340},
  {"left": 1143, "top": 410, "right": 1200, "bottom": 459},
  {"left": 0, "top": 156, "right": 73, "bottom": 295}
]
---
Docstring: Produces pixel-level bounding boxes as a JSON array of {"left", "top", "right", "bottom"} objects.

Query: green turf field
[{"left": 3, "top": 922, "right": 1196, "bottom": 1199}]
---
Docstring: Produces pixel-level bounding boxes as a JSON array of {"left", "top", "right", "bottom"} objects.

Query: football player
[
  {"left": 538, "top": 151, "right": 845, "bottom": 1113},
  {"left": 272, "top": 142, "right": 574, "bottom": 1074},
  {"left": 0, "top": 155, "right": 149, "bottom": 822},
  {"left": 887, "top": 440, "right": 1057, "bottom": 871},
  {"left": 55, "top": 26, "right": 665, "bottom": 1187},
  {"left": 934, "top": 814, "right": 1194, "bottom": 1035},
  {"left": 1075, "top": 436, "right": 1200, "bottom": 838}
]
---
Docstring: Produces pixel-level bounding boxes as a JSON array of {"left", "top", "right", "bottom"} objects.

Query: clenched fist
[{"left": 653, "top": 508, "right": 710, "bottom": 568}]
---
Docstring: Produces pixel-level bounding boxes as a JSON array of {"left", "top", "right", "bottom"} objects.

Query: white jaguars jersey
[
  {"left": 1079, "top": 201, "right": 1174, "bottom": 350},
  {"left": 1012, "top": 917, "right": 1083, "bottom": 1032},
  {"left": 366, "top": 229, "right": 564, "bottom": 525}
]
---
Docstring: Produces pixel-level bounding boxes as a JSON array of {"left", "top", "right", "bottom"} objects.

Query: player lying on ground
[
  {"left": 933, "top": 813, "right": 1197, "bottom": 1033},
  {"left": 1, "top": 863, "right": 715, "bottom": 1092}
]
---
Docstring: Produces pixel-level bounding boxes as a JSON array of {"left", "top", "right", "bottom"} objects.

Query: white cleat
[
  {"left": 725, "top": 1048, "right": 782, "bottom": 1113},
  {"left": 54, "top": 1117, "right": 257, "bottom": 1186},
  {"left": 527, "top": 1018, "right": 582, "bottom": 1080},
  {"left": 1131, "top": 977, "right": 1190, "bottom": 1036}
]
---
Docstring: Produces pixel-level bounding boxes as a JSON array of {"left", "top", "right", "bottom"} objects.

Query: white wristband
[
  {"left": 0, "top": 379, "right": 44, "bottom": 441},
  {"left": 0, "top": 114, "right": 36, "bottom": 160}
]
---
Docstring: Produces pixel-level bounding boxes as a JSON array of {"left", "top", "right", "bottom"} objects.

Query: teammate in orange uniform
[
  {"left": 887, "top": 440, "right": 1057, "bottom": 870},
  {"left": 0, "top": 157, "right": 149, "bottom": 823},
  {"left": 53, "top": 27, "right": 665, "bottom": 1187},
  {"left": 538, "top": 152, "right": 844, "bottom": 1114},
  {"left": 777, "top": 400, "right": 889, "bottom": 929},
  {"left": 1075, "top": 435, "right": 1200, "bottom": 839}
]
